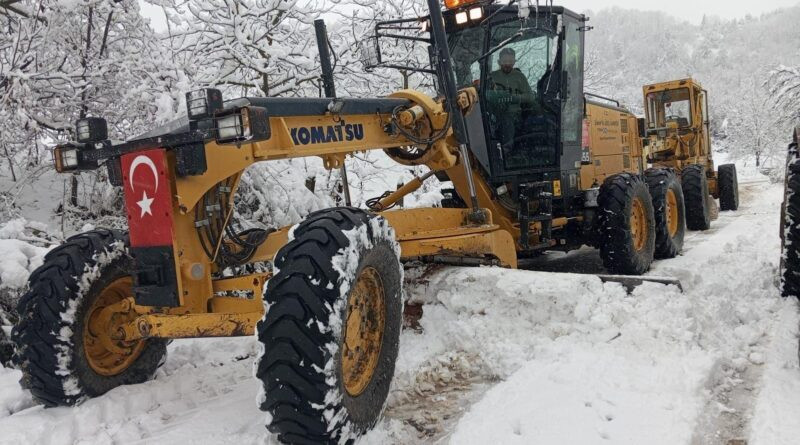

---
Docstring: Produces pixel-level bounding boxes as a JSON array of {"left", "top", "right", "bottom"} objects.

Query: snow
[{"left": 1, "top": 180, "right": 799, "bottom": 445}]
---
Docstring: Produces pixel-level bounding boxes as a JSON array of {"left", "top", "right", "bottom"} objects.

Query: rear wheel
[
  {"left": 681, "top": 164, "right": 711, "bottom": 230},
  {"left": 645, "top": 168, "right": 686, "bottom": 259},
  {"left": 11, "top": 230, "right": 166, "bottom": 406},
  {"left": 255, "top": 208, "right": 402, "bottom": 444},
  {"left": 597, "top": 173, "right": 656, "bottom": 275},
  {"left": 718, "top": 164, "right": 739, "bottom": 211}
]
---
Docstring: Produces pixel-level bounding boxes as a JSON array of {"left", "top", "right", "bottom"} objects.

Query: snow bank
[
  {"left": 0, "top": 218, "right": 53, "bottom": 292},
  {"left": 749, "top": 299, "right": 800, "bottom": 444}
]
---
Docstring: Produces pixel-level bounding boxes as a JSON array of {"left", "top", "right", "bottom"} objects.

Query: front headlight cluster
[
  {"left": 75, "top": 117, "right": 107, "bottom": 143},
  {"left": 215, "top": 106, "right": 270, "bottom": 144},
  {"left": 186, "top": 88, "right": 223, "bottom": 120},
  {"left": 53, "top": 145, "right": 80, "bottom": 173}
]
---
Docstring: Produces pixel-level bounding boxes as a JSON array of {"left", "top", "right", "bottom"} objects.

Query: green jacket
[{"left": 489, "top": 68, "right": 534, "bottom": 112}]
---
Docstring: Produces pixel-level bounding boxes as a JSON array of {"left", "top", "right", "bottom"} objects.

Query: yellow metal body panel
[{"left": 580, "top": 102, "right": 643, "bottom": 190}]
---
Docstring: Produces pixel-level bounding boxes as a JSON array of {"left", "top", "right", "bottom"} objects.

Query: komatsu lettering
[{"left": 290, "top": 123, "right": 364, "bottom": 145}]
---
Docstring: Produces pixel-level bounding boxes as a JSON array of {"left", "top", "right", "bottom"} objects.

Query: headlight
[
  {"left": 53, "top": 146, "right": 80, "bottom": 172},
  {"left": 186, "top": 88, "right": 223, "bottom": 120},
  {"left": 215, "top": 106, "right": 270, "bottom": 144},
  {"left": 468, "top": 6, "right": 482, "bottom": 20},
  {"left": 75, "top": 117, "right": 107, "bottom": 143},
  {"left": 455, "top": 11, "right": 468, "bottom": 24},
  {"left": 217, "top": 113, "right": 245, "bottom": 141}
]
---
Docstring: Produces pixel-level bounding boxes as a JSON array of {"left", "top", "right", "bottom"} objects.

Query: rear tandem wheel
[{"left": 597, "top": 173, "right": 656, "bottom": 275}]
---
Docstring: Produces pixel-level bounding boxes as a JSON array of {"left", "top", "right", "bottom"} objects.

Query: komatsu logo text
[{"left": 290, "top": 122, "right": 364, "bottom": 146}]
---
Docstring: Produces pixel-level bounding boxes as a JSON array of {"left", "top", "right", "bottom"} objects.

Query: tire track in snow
[{"left": 653, "top": 180, "right": 779, "bottom": 445}]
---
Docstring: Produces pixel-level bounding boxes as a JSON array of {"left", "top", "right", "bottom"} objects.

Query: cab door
[{"left": 559, "top": 15, "right": 586, "bottom": 194}]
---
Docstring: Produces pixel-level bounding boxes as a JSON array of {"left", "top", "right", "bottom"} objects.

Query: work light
[
  {"left": 468, "top": 6, "right": 482, "bottom": 20},
  {"left": 215, "top": 106, "right": 270, "bottom": 144},
  {"left": 53, "top": 145, "right": 80, "bottom": 172},
  {"left": 75, "top": 117, "right": 108, "bottom": 143},
  {"left": 186, "top": 88, "right": 224, "bottom": 120}
]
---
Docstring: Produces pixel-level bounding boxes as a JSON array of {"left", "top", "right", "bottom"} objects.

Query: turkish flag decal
[{"left": 121, "top": 149, "right": 174, "bottom": 247}]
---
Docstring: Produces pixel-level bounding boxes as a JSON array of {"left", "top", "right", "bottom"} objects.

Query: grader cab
[
  {"left": 642, "top": 78, "right": 740, "bottom": 230},
  {"left": 13, "top": 1, "right": 683, "bottom": 443}
]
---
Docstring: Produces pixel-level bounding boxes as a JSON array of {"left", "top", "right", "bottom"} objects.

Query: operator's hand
[{"left": 486, "top": 90, "right": 521, "bottom": 106}]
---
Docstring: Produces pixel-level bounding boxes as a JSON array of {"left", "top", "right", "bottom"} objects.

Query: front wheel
[
  {"left": 255, "top": 208, "right": 402, "bottom": 444},
  {"left": 11, "top": 230, "right": 167, "bottom": 406},
  {"left": 597, "top": 173, "right": 656, "bottom": 275}
]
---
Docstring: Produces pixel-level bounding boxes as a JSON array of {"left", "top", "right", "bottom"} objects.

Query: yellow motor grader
[
  {"left": 642, "top": 78, "right": 740, "bottom": 231},
  {"left": 13, "top": 1, "right": 682, "bottom": 443}
]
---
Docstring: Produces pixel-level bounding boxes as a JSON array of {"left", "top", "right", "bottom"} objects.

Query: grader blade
[{"left": 597, "top": 274, "right": 684, "bottom": 293}]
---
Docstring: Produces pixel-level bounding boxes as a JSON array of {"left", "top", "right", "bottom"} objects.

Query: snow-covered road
[{"left": 1, "top": 179, "right": 798, "bottom": 445}]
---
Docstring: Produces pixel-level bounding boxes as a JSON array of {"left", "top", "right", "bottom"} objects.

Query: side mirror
[{"left": 357, "top": 36, "right": 382, "bottom": 71}]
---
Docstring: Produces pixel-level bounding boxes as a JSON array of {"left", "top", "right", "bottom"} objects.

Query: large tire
[
  {"left": 0, "top": 327, "right": 13, "bottom": 368},
  {"left": 718, "top": 164, "right": 739, "bottom": 211},
  {"left": 645, "top": 168, "right": 686, "bottom": 259},
  {"left": 681, "top": 164, "right": 711, "bottom": 230},
  {"left": 781, "top": 130, "right": 800, "bottom": 298},
  {"left": 11, "top": 230, "right": 167, "bottom": 407},
  {"left": 255, "top": 208, "right": 402, "bottom": 444},
  {"left": 597, "top": 173, "right": 656, "bottom": 275}
]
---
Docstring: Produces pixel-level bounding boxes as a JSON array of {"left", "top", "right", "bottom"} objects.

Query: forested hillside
[{"left": 585, "top": 6, "right": 800, "bottom": 168}]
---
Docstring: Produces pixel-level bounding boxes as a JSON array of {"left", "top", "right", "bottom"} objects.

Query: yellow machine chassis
[
  {"left": 643, "top": 78, "right": 719, "bottom": 196},
  {"left": 110, "top": 89, "right": 518, "bottom": 342}
]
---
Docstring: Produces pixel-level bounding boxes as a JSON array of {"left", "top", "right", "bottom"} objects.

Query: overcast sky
[{"left": 139, "top": 0, "right": 800, "bottom": 31}]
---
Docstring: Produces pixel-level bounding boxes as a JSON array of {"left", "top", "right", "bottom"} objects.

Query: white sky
[{"left": 138, "top": 0, "right": 800, "bottom": 31}]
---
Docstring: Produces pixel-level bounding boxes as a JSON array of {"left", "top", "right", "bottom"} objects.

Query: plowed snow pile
[{"left": 1, "top": 180, "right": 798, "bottom": 444}]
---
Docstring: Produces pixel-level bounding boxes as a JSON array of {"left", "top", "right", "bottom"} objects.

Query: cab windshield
[
  {"left": 450, "top": 21, "right": 561, "bottom": 169},
  {"left": 646, "top": 88, "right": 692, "bottom": 129}
]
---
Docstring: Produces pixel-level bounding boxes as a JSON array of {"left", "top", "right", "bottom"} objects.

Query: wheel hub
[
  {"left": 342, "top": 266, "right": 386, "bottom": 397},
  {"left": 631, "top": 197, "right": 647, "bottom": 252},
  {"left": 83, "top": 277, "right": 146, "bottom": 376},
  {"left": 666, "top": 189, "right": 679, "bottom": 237}
]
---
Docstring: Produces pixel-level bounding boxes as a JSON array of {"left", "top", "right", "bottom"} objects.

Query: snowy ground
[{"left": 1, "top": 178, "right": 799, "bottom": 444}]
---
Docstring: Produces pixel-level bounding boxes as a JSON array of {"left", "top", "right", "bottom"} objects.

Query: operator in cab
[{"left": 487, "top": 48, "right": 536, "bottom": 152}]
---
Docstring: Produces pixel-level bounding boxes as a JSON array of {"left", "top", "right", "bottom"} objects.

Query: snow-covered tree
[
  {"left": 159, "top": 0, "right": 327, "bottom": 98},
  {"left": 724, "top": 80, "right": 784, "bottom": 168}
]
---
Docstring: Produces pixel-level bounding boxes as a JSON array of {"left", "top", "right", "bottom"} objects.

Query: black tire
[
  {"left": 597, "top": 173, "right": 656, "bottom": 275},
  {"left": 781, "top": 131, "right": 800, "bottom": 298},
  {"left": 255, "top": 208, "right": 402, "bottom": 444},
  {"left": 645, "top": 168, "right": 686, "bottom": 259},
  {"left": 11, "top": 229, "right": 167, "bottom": 407},
  {"left": 681, "top": 164, "right": 711, "bottom": 231},
  {"left": 0, "top": 327, "right": 13, "bottom": 368},
  {"left": 718, "top": 164, "right": 739, "bottom": 211}
]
